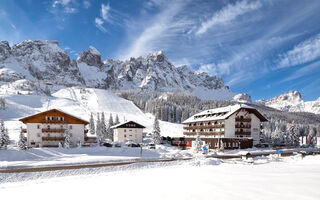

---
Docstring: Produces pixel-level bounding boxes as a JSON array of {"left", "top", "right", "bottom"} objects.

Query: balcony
[
  {"left": 42, "top": 136, "right": 65, "bottom": 141},
  {"left": 183, "top": 124, "right": 225, "bottom": 130},
  {"left": 183, "top": 131, "right": 224, "bottom": 136},
  {"left": 235, "top": 131, "right": 251, "bottom": 136},
  {"left": 235, "top": 124, "right": 251, "bottom": 129},
  {"left": 41, "top": 120, "right": 67, "bottom": 124},
  {"left": 42, "top": 128, "right": 65, "bottom": 133},
  {"left": 235, "top": 117, "right": 251, "bottom": 122}
]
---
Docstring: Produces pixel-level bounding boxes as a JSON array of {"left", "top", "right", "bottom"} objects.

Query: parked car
[
  {"left": 254, "top": 143, "right": 269, "bottom": 148},
  {"left": 102, "top": 142, "right": 113, "bottom": 147},
  {"left": 148, "top": 143, "right": 156, "bottom": 149},
  {"left": 113, "top": 142, "right": 123, "bottom": 148},
  {"left": 126, "top": 143, "right": 140, "bottom": 147}
]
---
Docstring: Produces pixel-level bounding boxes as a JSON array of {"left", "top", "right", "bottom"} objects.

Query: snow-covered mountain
[
  {"left": 262, "top": 90, "right": 320, "bottom": 114},
  {"left": 0, "top": 85, "right": 183, "bottom": 142},
  {"left": 0, "top": 40, "right": 233, "bottom": 100}
]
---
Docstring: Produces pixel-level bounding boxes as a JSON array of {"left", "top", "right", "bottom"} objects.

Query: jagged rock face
[
  {"left": 233, "top": 93, "right": 252, "bottom": 102},
  {"left": 1, "top": 40, "right": 233, "bottom": 100},
  {"left": 77, "top": 46, "right": 103, "bottom": 67},
  {"left": 263, "top": 90, "right": 320, "bottom": 114},
  {"left": 0, "top": 41, "right": 11, "bottom": 61}
]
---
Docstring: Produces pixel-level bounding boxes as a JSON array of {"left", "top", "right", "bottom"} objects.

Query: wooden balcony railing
[
  {"left": 235, "top": 131, "right": 251, "bottom": 136},
  {"left": 235, "top": 125, "right": 251, "bottom": 128},
  {"left": 235, "top": 118, "right": 251, "bottom": 122},
  {"left": 41, "top": 120, "right": 67, "bottom": 124},
  {"left": 42, "top": 128, "right": 65, "bottom": 133},
  {"left": 183, "top": 131, "right": 224, "bottom": 136},
  {"left": 183, "top": 124, "right": 225, "bottom": 130},
  {"left": 42, "top": 136, "right": 65, "bottom": 141}
]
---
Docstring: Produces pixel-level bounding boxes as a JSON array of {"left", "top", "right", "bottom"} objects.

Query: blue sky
[{"left": 0, "top": 0, "right": 320, "bottom": 101}]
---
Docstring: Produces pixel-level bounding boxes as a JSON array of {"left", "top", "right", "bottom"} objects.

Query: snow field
[{"left": 1, "top": 155, "right": 320, "bottom": 200}]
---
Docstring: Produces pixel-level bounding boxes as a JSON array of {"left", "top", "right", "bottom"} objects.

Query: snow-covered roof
[
  {"left": 111, "top": 121, "right": 145, "bottom": 129},
  {"left": 19, "top": 108, "right": 89, "bottom": 124},
  {"left": 182, "top": 104, "right": 267, "bottom": 123}
]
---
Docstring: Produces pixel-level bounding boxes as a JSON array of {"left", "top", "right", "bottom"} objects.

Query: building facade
[
  {"left": 182, "top": 104, "right": 268, "bottom": 149},
  {"left": 111, "top": 121, "right": 145, "bottom": 143},
  {"left": 19, "top": 109, "right": 89, "bottom": 147}
]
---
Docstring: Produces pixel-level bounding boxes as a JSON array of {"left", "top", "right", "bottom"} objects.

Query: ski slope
[{"left": 0, "top": 87, "right": 183, "bottom": 142}]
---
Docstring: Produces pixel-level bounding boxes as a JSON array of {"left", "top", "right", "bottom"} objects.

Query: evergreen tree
[
  {"left": 0, "top": 120, "right": 9, "bottom": 149},
  {"left": 64, "top": 126, "right": 71, "bottom": 149},
  {"left": 89, "top": 113, "right": 95, "bottom": 135},
  {"left": 96, "top": 113, "right": 103, "bottom": 145},
  {"left": 115, "top": 114, "right": 120, "bottom": 125},
  {"left": 18, "top": 127, "right": 27, "bottom": 150},
  {"left": 194, "top": 133, "right": 202, "bottom": 152},
  {"left": 101, "top": 112, "right": 107, "bottom": 139},
  {"left": 289, "top": 125, "right": 299, "bottom": 147},
  {"left": 152, "top": 116, "right": 161, "bottom": 144},
  {"left": 219, "top": 139, "right": 224, "bottom": 151},
  {"left": 107, "top": 114, "right": 114, "bottom": 141}
]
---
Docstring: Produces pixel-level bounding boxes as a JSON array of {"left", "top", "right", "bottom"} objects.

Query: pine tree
[
  {"left": 115, "top": 114, "right": 120, "bottom": 125},
  {"left": 107, "top": 114, "right": 114, "bottom": 141},
  {"left": 194, "top": 133, "right": 202, "bottom": 152},
  {"left": 89, "top": 113, "right": 95, "bottom": 135},
  {"left": 0, "top": 120, "right": 9, "bottom": 149},
  {"left": 18, "top": 127, "right": 27, "bottom": 150},
  {"left": 152, "top": 116, "right": 161, "bottom": 144},
  {"left": 64, "top": 126, "right": 71, "bottom": 149},
  {"left": 219, "top": 139, "right": 224, "bottom": 151},
  {"left": 101, "top": 112, "right": 107, "bottom": 139},
  {"left": 96, "top": 113, "right": 103, "bottom": 145}
]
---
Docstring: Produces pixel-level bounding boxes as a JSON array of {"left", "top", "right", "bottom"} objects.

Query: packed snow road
[{"left": 1, "top": 155, "right": 320, "bottom": 200}]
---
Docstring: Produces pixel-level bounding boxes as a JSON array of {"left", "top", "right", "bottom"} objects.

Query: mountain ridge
[{"left": 0, "top": 40, "right": 233, "bottom": 100}]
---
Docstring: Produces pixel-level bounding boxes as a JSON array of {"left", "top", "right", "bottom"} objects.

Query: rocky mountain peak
[
  {"left": 0, "top": 41, "right": 11, "bottom": 61},
  {"left": 77, "top": 46, "right": 103, "bottom": 67},
  {"left": 276, "top": 90, "right": 302, "bottom": 102},
  {"left": 233, "top": 93, "right": 252, "bottom": 102}
]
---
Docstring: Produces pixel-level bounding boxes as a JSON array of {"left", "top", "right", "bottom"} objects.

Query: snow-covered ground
[
  {"left": 0, "top": 86, "right": 183, "bottom": 142},
  {"left": 1, "top": 155, "right": 320, "bottom": 200},
  {"left": 0, "top": 145, "right": 192, "bottom": 169}
]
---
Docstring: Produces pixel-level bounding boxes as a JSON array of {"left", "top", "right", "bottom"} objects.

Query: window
[
  {"left": 124, "top": 129, "right": 126, "bottom": 132},
  {"left": 62, "top": 117, "right": 64, "bottom": 121},
  {"left": 37, "top": 125, "right": 40, "bottom": 129},
  {"left": 69, "top": 125, "right": 72, "bottom": 129},
  {"left": 47, "top": 125, "right": 50, "bottom": 129},
  {"left": 45, "top": 116, "right": 49, "bottom": 121},
  {"left": 60, "top": 125, "right": 63, "bottom": 129},
  {"left": 129, "top": 135, "right": 132, "bottom": 137},
  {"left": 124, "top": 134, "right": 126, "bottom": 137}
]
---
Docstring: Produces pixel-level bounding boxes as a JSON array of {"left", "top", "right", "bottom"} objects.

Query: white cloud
[
  {"left": 281, "top": 60, "right": 320, "bottom": 82},
  {"left": 119, "top": 1, "right": 190, "bottom": 59},
  {"left": 83, "top": 0, "right": 91, "bottom": 9},
  {"left": 278, "top": 34, "right": 320, "bottom": 68},
  {"left": 195, "top": 0, "right": 262, "bottom": 35},
  {"left": 101, "top": 4, "right": 110, "bottom": 21},
  {"left": 52, "top": 0, "right": 78, "bottom": 14},
  {"left": 95, "top": 17, "right": 107, "bottom": 32},
  {"left": 64, "top": 7, "right": 77, "bottom": 13}
]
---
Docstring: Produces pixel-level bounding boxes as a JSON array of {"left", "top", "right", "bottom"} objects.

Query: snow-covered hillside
[
  {"left": 0, "top": 40, "right": 234, "bottom": 100},
  {"left": 0, "top": 86, "right": 183, "bottom": 142},
  {"left": 262, "top": 90, "right": 320, "bottom": 114}
]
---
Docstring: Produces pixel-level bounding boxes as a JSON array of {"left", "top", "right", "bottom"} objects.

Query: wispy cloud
[
  {"left": 94, "top": 3, "right": 113, "bottom": 32},
  {"left": 52, "top": 0, "right": 78, "bottom": 14},
  {"left": 101, "top": 3, "right": 110, "bottom": 21},
  {"left": 281, "top": 60, "right": 320, "bottom": 82},
  {"left": 195, "top": 0, "right": 262, "bottom": 35},
  {"left": 83, "top": 0, "right": 91, "bottom": 9},
  {"left": 118, "top": 0, "right": 192, "bottom": 59},
  {"left": 278, "top": 34, "right": 320, "bottom": 68},
  {"left": 95, "top": 17, "right": 107, "bottom": 33}
]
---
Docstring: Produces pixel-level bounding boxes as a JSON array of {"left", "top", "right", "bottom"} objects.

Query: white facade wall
[
  {"left": 250, "top": 114, "right": 261, "bottom": 145},
  {"left": 113, "top": 128, "right": 143, "bottom": 143},
  {"left": 26, "top": 123, "right": 85, "bottom": 147},
  {"left": 224, "top": 115, "right": 235, "bottom": 137}
]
